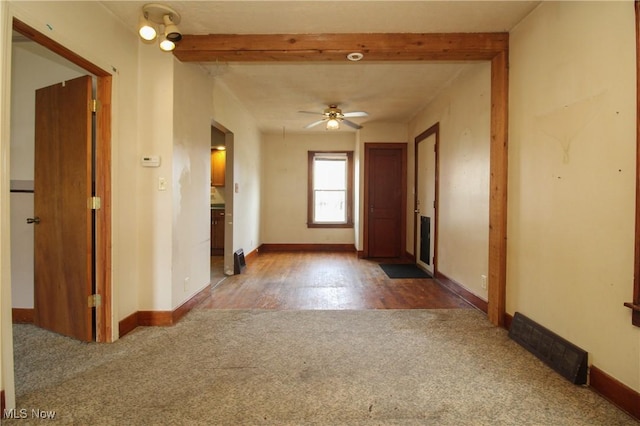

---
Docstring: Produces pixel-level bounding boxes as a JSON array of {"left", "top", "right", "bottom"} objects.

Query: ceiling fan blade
[
  {"left": 342, "top": 111, "right": 369, "bottom": 118},
  {"left": 304, "top": 119, "right": 326, "bottom": 129},
  {"left": 342, "top": 119, "right": 363, "bottom": 130}
]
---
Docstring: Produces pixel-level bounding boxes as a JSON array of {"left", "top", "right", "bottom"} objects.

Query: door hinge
[
  {"left": 91, "top": 99, "right": 101, "bottom": 113},
  {"left": 88, "top": 294, "right": 102, "bottom": 308},
  {"left": 88, "top": 196, "right": 101, "bottom": 210}
]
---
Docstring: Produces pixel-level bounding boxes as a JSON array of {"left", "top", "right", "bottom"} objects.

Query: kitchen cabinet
[
  {"left": 211, "top": 149, "right": 226, "bottom": 187},
  {"left": 211, "top": 209, "right": 225, "bottom": 255}
]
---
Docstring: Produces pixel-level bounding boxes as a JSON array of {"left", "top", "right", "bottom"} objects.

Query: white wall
[
  {"left": 261, "top": 131, "right": 356, "bottom": 244},
  {"left": 171, "top": 60, "right": 213, "bottom": 309},
  {"left": 408, "top": 62, "right": 491, "bottom": 300},
  {"left": 136, "top": 44, "right": 174, "bottom": 311},
  {"left": 0, "top": 0, "right": 12, "bottom": 406},
  {"left": 508, "top": 1, "right": 639, "bottom": 392}
]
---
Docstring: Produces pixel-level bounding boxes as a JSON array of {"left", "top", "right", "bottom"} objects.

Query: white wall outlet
[
  {"left": 184, "top": 277, "right": 189, "bottom": 292},
  {"left": 481, "top": 275, "right": 487, "bottom": 289}
]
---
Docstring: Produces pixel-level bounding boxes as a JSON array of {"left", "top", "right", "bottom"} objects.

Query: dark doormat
[{"left": 379, "top": 264, "right": 432, "bottom": 279}]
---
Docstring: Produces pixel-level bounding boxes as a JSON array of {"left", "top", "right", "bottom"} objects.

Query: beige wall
[
  {"left": 136, "top": 42, "right": 174, "bottom": 311},
  {"left": 171, "top": 60, "right": 214, "bottom": 309},
  {"left": 508, "top": 1, "right": 639, "bottom": 391},
  {"left": 408, "top": 63, "right": 491, "bottom": 299},
  {"left": 261, "top": 131, "right": 356, "bottom": 244}
]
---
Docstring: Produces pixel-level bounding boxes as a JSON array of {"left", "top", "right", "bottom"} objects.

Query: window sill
[{"left": 307, "top": 222, "right": 354, "bottom": 229}]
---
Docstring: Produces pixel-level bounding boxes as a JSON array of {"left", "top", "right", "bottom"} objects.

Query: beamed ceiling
[{"left": 101, "top": 1, "right": 540, "bottom": 133}]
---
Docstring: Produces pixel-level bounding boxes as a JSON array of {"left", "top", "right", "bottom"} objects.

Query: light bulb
[
  {"left": 159, "top": 35, "right": 175, "bottom": 52},
  {"left": 326, "top": 119, "right": 340, "bottom": 130},
  {"left": 138, "top": 15, "right": 157, "bottom": 41}
]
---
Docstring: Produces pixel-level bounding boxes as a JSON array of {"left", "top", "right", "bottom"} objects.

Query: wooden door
[
  {"left": 33, "top": 75, "right": 94, "bottom": 341},
  {"left": 365, "top": 144, "right": 407, "bottom": 258}
]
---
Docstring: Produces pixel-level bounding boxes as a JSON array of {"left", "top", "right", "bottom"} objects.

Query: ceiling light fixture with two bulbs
[{"left": 138, "top": 3, "right": 182, "bottom": 52}]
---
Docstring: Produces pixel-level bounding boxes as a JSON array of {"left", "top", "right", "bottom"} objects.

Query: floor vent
[
  {"left": 233, "top": 249, "right": 247, "bottom": 274},
  {"left": 508, "top": 312, "right": 588, "bottom": 385}
]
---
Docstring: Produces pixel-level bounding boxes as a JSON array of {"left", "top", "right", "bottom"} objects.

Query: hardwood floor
[{"left": 202, "top": 251, "right": 473, "bottom": 310}]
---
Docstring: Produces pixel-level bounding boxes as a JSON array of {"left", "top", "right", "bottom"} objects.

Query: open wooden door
[
  {"left": 415, "top": 125, "right": 439, "bottom": 275},
  {"left": 33, "top": 75, "right": 94, "bottom": 341}
]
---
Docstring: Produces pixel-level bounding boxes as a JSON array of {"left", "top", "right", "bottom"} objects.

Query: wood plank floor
[{"left": 202, "top": 251, "right": 473, "bottom": 310}]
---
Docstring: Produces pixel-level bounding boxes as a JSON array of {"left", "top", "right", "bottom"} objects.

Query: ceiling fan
[{"left": 299, "top": 104, "right": 369, "bottom": 130}]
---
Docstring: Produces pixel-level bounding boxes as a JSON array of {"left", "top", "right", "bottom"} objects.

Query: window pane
[
  {"left": 314, "top": 159, "right": 346, "bottom": 190},
  {"left": 314, "top": 190, "right": 346, "bottom": 222}
]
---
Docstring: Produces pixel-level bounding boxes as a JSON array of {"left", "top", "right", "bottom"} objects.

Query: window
[{"left": 307, "top": 151, "right": 354, "bottom": 228}]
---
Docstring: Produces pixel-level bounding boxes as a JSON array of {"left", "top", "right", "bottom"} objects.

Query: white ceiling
[{"left": 101, "top": 1, "right": 540, "bottom": 133}]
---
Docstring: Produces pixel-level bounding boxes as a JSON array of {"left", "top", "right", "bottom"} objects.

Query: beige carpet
[{"left": 7, "top": 309, "right": 637, "bottom": 425}]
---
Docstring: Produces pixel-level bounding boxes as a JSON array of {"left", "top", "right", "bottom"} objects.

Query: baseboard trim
[
  {"left": 590, "top": 365, "right": 640, "bottom": 420},
  {"left": 245, "top": 247, "right": 259, "bottom": 264},
  {"left": 119, "top": 284, "right": 211, "bottom": 338},
  {"left": 434, "top": 271, "right": 488, "bottom": 313},
  {"left": 137, "top": 310, "right": 173, "bottom": 327},
  {"left": 172, "top": 285, "right": 211, "bottom": 324},
  {"left": 503, "top": 312, "right": 514, "bottom": 330},
  {"left": 12, "top": 308, "right": 34, "bottom": 323},
  {"left": 259, "top": 243, "right": 356, "bottom": 252},
  {"left": 118, "top": 311, "right": 139, "bottom": 337}
]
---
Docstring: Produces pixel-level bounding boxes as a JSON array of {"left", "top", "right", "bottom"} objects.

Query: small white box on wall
[{"left": 141, "top": 155, "right": 161, "bottom": 167}]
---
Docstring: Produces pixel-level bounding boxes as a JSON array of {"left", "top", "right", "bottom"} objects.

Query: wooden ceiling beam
[{"left": 173, "top": 33, "right": 508, "bottom": 62}]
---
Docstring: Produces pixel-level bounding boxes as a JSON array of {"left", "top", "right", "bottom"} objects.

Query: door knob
[{"left": 26, "top": 217, "right": 40, "bottom": 224}]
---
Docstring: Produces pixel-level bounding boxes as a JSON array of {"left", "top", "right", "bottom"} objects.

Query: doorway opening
[
  {"left": 362, "top": 143, "right": 407, "bottom": 259},
  {"left": 10, "top": 19, "right": 112, "bottom": 342},
  {"left": 210, "top": 121, "right": 235, "bottom": 280},
  {"left": 414, "top": 123, "right": 439, "bottom": 276}
]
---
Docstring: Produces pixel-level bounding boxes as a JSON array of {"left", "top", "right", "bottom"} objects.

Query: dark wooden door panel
[
  {"left": 366, "top": 145, "right": 406, "bottom": 258},
  {"left": 34, "top": 75, "right": 93, "bottom": 341}
]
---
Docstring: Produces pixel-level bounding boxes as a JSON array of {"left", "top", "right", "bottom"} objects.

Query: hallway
[{"left": 203, "top": 251, "right": 473, "bottom": 310}]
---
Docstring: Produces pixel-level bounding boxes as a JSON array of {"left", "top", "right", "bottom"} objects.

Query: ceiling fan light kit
[
  {"left": 138, "top": 3, "right": 182, "bottom": 52},
  {"left": 300, "top": 104, "right": 369, "bottom": 131}
]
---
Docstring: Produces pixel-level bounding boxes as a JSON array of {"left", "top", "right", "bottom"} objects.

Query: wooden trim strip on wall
[
  {"left": 118, "top": 284, "right": 211, "bottom": 337},
  {"left": 259, "top": 243, "right": 356, "bottom": 253},
  {"left": 434, "top": 272, "right": 488, "bottom": 313},
  {"left": 11, "top": 308, "right": 34, "bottom": 324},
  {"left": 627, "top": 0, "right": 640, "bottom": 326},
  {"left": 487, "top": 49, "right": 509, "bottom": 327},
  {"left": 590, "top": 366, "right": 640, "bottom": 421}
]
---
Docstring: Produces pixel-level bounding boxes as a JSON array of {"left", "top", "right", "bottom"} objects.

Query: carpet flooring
[{"left": 7, "top": 309, "right": 637, "bottom": 425}]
